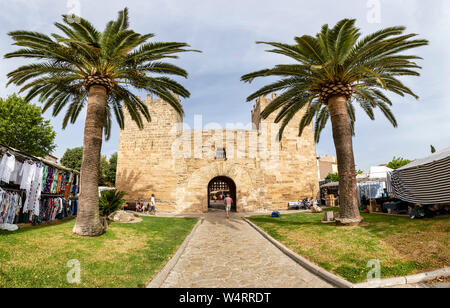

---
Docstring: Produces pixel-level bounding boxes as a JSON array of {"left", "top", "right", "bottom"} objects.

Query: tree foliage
[
  {"left": 326, "top": 169, "right": 363, "bottom": 182},
  {"left": 387, "top": 156, "right": 411, "bottom": 169},
  {"left": 99, "top": 155, "right": 109, "bottom": 186},
  {"left": 61, "top": 148, "right": 116, "bottom": 185},
  {"left": 326, "top": 172, "right": 340, "bottom": 182},
  {"left": 0, "top": 94, "right": 56, "bottom": 157},
  {"left": 104, "top": 152, "right": 117, "bottom": 185},
  {"left": 99, "top": 153, "right": 117, "bottom": 186},
  {"left": 60, "top": 146, "right": 83, "bottom": 171}
]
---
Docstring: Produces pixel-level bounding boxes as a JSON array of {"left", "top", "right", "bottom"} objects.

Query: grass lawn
[
  {"left": 249, "top": 211, "right": 449, "bottom": 283},
  {"left": 0, "top": 216, "right": 198, "bottom": 288}
]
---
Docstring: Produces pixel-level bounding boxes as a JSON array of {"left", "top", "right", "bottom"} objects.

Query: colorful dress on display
[
  {"left": 44, "top": 167, "right": 54, "bottom": 194},
  {"left": 51, "top": 169, "right": 59, "bottom": 194},
  {"left": 41, "top": 165, "right": 49, "bottom": 192}
]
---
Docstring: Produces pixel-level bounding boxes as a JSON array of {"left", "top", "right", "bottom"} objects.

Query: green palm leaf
[{"left": 242, "top": 18, "right": 428, "bottom": 141}]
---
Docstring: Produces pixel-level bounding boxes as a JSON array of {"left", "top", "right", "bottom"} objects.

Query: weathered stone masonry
[{"left": 116, "top": 94, "right": 319, "bottom": 213}]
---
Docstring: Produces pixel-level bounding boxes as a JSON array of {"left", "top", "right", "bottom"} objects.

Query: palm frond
[
  {"left": 241, "top": 19, "right": 427, "bottom": 141},
  {"left": 5, "top": 8, "right": 198, "bottom": 137}
]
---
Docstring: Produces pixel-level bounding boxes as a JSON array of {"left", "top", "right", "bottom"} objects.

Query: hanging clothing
[
  {"left": 357, "top": 181, "right": 386, "bottom": 202},
  {"left": 41, "top": 165, "right": 49, "bottom": 191},
  {"left": 61, "top": 172, "right": 70, "bottom": 193},
  {"left": 0, "top": 188, "right": 22, "bottom": 225},
  {"left": 19, "top": 162, "right": 36, "bottom": 191},
  {"left": 0, "top": 147, "right": 79, "bottom": 227},
  {"left": 64, "top": 184, "right": 70, "bottom": 199},
  {"left": 71, "top": 174, "right": 79, "bottom": 194},
  {"left": 15, "top": 161, "right": 24, "bottom": 185},
  {"left": 24, "top": 164, "right": 44, "bottom": 216},
  {"left": 10, "top": 161, "right": 23, "bottom": 185},
  {"left": 56, "top": 171, "right": 63, "bottom": 194},
  {"left": 50, "top": 169, "right": 59, "bottom": 194},
  {"left": 43, "top": 167, "right": 54, "bottom": 194},
  {"left": 0, "top": 154, "right": 16, "bottom": 184},
  {"left": 71, "top": 199, "right": 78, "bottom": 215}
]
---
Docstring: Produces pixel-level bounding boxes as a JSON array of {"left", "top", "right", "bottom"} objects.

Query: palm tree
[
  {"left": 241, "top": 19, "right": 428, "bottom": 226},
  {"left": 5, "top": 8, "right": 198, "bottom": 236}
]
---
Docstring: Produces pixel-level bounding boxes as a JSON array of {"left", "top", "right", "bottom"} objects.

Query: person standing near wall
[
  {"left": 150, "top": 194, "right": 156, "bottom": 216},
  {"left": 224, "top": 194, "right": 233, "bottom": 219}
]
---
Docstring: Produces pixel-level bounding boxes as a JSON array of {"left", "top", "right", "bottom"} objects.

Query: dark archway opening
[{"left": 208, "top": 176, "right": 237, "bottom": 212}]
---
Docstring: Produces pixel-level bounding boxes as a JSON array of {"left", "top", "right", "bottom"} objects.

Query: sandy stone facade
[
  {"left": 116, "top": 94, "right": 319, "bottom": 213},
  {"left": 318, "top": 156, "right": 338, "bottom": 181}
]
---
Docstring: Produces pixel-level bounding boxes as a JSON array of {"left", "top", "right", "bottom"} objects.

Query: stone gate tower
[{"left": 116, "top": 94, "right": 319, "bottom": 213}]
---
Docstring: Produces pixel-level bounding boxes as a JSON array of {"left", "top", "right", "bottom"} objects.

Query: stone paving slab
[{"left": 160, "top": 211, "right": 333, "bottom": 288}]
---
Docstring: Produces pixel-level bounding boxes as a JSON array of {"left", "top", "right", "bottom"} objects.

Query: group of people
[
  {"left": 135, "top": 194, "right": 156, "bottom": 215},
  {"left": 133, "top": 193, "right": 234, "bottom": 218},
  {"left": 211, "top": 193, "right": 226, "bottom": 201},
  {"left": 300, "top": 197, "right": 319, "bottom": 209}
]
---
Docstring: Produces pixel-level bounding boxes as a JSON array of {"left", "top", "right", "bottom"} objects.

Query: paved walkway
[{"left": 160, "top": 210, "right": 333, "bottom": 288}]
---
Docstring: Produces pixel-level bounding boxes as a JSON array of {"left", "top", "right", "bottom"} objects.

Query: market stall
[
  {"left": 387, "top": 147, "right": 450, "bottom": 205},
  {"left": 0, "top": 144, "right": 80, "bottom": 230}
]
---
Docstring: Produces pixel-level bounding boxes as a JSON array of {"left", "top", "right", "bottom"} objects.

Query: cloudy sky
[{"left": 0, "top": 0, "right": 449, "bottom": 170}]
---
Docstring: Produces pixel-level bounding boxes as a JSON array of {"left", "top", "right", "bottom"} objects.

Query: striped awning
[{"left": 388, "top": 147, "right": 450, "bottom": 205}]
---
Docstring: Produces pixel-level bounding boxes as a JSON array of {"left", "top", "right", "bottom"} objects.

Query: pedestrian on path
[
  {"left": 224, "top": 194, "right": 233, "bottom": 219},
  {"left": 149, "top": 194, "right": 156, "bottom": 215}
]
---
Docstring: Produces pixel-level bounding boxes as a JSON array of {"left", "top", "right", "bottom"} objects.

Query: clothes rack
[
  {"left": 1, "top": 143, "right": 80, "bottom": 227},
  {"left": 0, "top": 144, "right": 79, "bottom": 175}
]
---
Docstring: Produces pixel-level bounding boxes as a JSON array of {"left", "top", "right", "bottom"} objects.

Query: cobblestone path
[{"left": 160, "top": 211, "right": 333, "bottom": 288}]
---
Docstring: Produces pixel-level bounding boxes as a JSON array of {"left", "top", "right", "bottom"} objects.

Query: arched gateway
[
  {"left": 116, "top": 94, "right": 320, "bottom": 213},
  {"left": 208, "top": 176, "right": 237, "bottom": 212}
]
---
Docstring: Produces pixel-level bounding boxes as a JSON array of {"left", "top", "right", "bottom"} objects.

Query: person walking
[
  {"left": 224, "top": 194, "right": 233, "bottom": 219},
  {"left": 149, "top": 194, "right": 156, "bottom": 216}
]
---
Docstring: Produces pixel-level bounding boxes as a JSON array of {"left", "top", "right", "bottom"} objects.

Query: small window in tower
[{"left": 216, "top": 147, "right": 226, "bottom": 159}]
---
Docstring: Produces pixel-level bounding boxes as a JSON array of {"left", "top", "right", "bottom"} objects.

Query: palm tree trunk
[
  {"left": 327, "top": 95, "right": 362, "bottom": 226},
  {"left": 73, "top": 85, "right": 107, "bottom": 236}
]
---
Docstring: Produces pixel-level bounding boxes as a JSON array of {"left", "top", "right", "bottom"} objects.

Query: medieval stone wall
[
  {"left": 116, "top": 94, "right": 181, "bottom": 211},
  {"left": 116, "top": 94, "right": 319, "bottom": 213}
]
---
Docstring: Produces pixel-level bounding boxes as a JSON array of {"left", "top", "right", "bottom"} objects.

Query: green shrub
[
  {"left": 99, "top": 190, "right": 126, "bottom": 217},
  {"left": 387, "top": 156, "right": 411, "bottom": 169},
  {"left": 325, "top": 172, "right": 339, "bottom": 182}
]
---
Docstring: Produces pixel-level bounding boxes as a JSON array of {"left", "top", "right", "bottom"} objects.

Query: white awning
[
  {"left": 388, "top": 147, "right": 450, "bottom": 204},
  {"left": 398, "top": 147, "right": 450, "bottom": 170}
]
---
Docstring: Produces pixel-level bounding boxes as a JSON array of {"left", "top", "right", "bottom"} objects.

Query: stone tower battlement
[
  {"left": 116, "top": 93, "right": 319, "bottom": 213},
  {"left": 123, "top": 93, "right": 182, "bottom": 131},
  {"left": 251, "top": 93, "right": 279, "bottom": 131}
]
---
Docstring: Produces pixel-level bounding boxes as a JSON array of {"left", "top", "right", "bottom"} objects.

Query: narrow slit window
[{"left": 216, "top": 147, "right": 226, "bottom": 159}]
